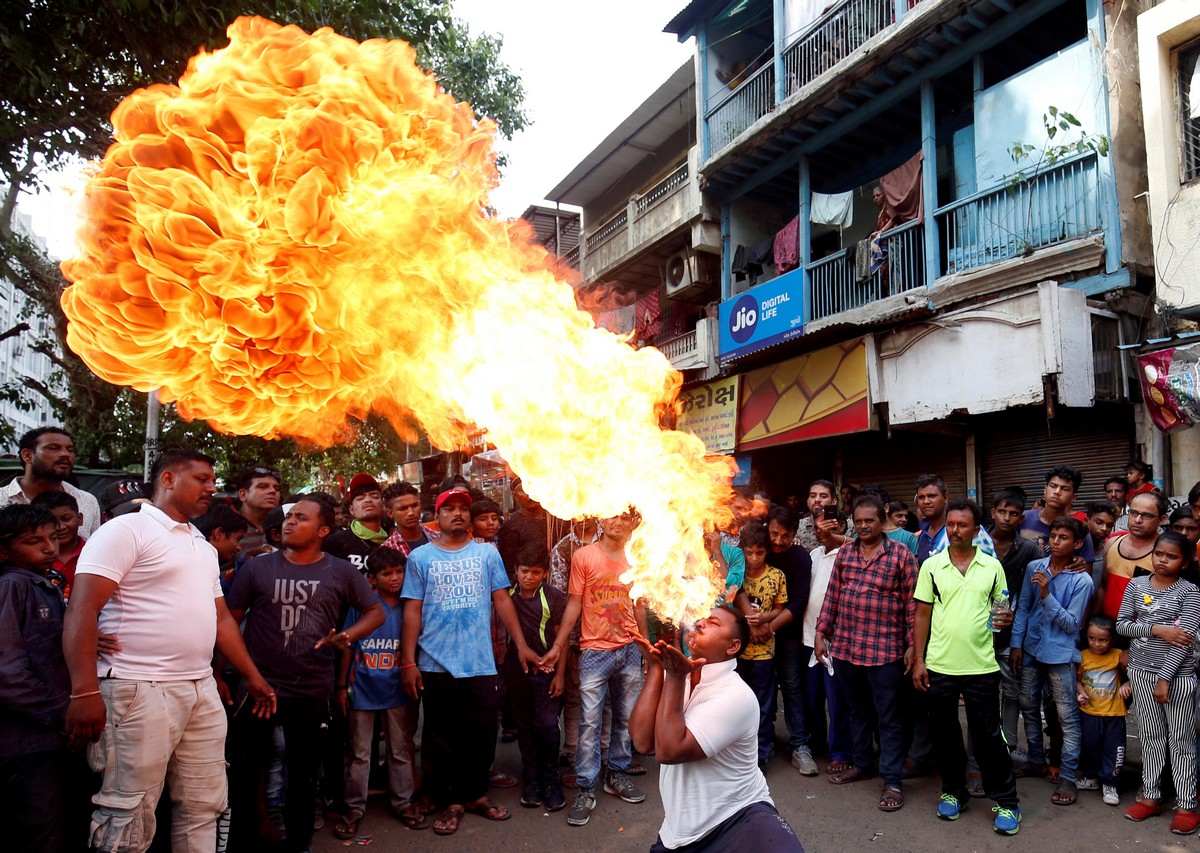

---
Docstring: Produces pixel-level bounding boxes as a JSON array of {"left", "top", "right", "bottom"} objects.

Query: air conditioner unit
[{"left": 663, "top": 250, "right": 714, "bottom": 300}]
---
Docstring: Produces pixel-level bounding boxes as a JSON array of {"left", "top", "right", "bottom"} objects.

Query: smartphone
[{"left": 822, "top": 505, "right": 838, "bottom": 521}]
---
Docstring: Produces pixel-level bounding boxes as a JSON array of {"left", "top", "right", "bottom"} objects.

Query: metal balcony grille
[{"left": 1182, "top": 40, "right": 1200, "bottom": 184}]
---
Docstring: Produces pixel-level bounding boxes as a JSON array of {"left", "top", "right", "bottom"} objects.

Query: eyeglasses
[{"left": 1127, "top": 509, "right": 1161, "bottom": 521}]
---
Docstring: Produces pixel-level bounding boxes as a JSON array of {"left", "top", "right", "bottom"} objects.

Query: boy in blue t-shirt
[
  {"left": 336, "top": 547, "right": 425, "bottom": 836},
  {"left": 505, "top": 541, "right": 568, "bottom": 812}
]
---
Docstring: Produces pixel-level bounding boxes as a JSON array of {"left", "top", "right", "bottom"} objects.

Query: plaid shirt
[
  {"left": 381, "top": 523, "right": 440, "bottom": 556},
  {"left": 816, "top": 536, "right": 917, "bottom": 667}
]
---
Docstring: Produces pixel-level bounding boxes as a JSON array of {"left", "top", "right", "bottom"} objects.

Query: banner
[
  {"left": 738, "top": 338, "right": 870, "bottom": 450},
  {"left": 1139, "top": 344, "right": 1200, "bottom": 432},
  {"left": 677, "top": 376, "right": 739, "bottom": 454},
  {"left": 717, "top": 268, "right": 805, "bottom": 362}
]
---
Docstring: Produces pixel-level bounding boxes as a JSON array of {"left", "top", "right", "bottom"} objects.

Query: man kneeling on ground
[{"left": 629, "top": 606, "right": 805, "bottom": 852}]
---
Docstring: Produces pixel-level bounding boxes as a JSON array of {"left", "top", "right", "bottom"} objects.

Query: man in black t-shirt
[
  {"left": 324, "top": 474, "right": 389, "bottom": 572},
  {"left": 226, "top": 494, "right": 384, "bottom": 853}
]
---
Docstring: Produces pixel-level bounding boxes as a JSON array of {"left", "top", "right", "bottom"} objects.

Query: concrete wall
[
  {"left": 874, "top": 283, "right": 1095, "bottom": 424},
  {"left": 1107, "top": 0, "right": 1154, "bottom": 271},
  {"left": 1138, "top": 0, "right": 1200, "bottom": 314}
]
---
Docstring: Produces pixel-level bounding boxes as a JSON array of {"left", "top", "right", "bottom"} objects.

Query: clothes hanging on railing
[
  {"left": 732, "top": 237, "right": 776, "bottom": 286},
  {"left": 880, "top": 151, "right": 923, "bottom": 224},
  {"left": 810, "top": 191, "right": 854, "bottom": 228},
  {"left": 774, "top": 216, "right": 801, "bottom": 274},
  {"left": 855, "top": 239, "right": 872, "bottom": 283}
]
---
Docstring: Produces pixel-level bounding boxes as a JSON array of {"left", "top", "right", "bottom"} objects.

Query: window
[{"left": 1181, "top": 39, "right": 1200, "bottom": 184}]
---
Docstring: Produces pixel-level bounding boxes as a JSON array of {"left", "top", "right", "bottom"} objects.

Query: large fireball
[{"left": 59, "top": 16, "right": 733, "bottom": 623}]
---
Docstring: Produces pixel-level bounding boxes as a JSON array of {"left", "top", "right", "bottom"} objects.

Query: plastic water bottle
[{"left": 988, "top": 590, "right": 1011, "bottom": 633}]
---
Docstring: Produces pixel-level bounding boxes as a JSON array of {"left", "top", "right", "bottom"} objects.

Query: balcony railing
[
  {"left": 564, "top": 245, "right": 580, "bottom": 267},
  {"left": 937, "top": 152, "right": 1102, "bottom": 275},
  {"left": 636, "top": 162, "right": 690, "bottom": 217},
  {"left": 660, "top": 329, "right": 698, "bottom": 362},
  {"left": 783, "top": 0, "right": 893, "bottom": 96},
  {"left": 807, "top": 219, "right": 924, "bottom": 321},
  {"left": 706, "top": 61, "right": 776, "bottom": 154},
  {"left": 585, "top": 209, "right": 628, "bottom": 251}
]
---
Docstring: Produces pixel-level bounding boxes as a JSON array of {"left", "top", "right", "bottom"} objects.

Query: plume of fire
[{"left": 59, "top": 16, "right": 734, "bottom": 624}]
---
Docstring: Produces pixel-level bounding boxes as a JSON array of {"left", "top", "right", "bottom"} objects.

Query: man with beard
[
  {"left": 63, "top": 449, "right": 276, "bottom": 853},
  {"left": 1, "top": 428, "right": 100, "bottom": 537},
  {"left": 400, "top": 486, "right": 540, "bottom": 836},
  {"left": 231, "top": 465, "right": 282, "bottom": 559}
]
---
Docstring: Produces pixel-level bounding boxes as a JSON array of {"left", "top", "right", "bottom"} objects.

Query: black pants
[
  {"left": 229, "top": 696, "right": 328, "bottom": 853},
  {"left": 925, "top": 670, "right": 1018, "bottom": 808},
  {"left": 0, "top": 749, "right": 88, "bottom": 853},
  {"left": 1079, "top": 713, "right": 1125, "bottom": 784},
  {"left": 837, "top": 657, "right": 908, "bottom": 787},
  {"left": 423, "top": 672, "right": 501, "bottom": 806},
  {"left": 649, "top": 801, "right": 804, "bottom": 852},
  {"left": 504, "top": 656, "right": 563, "bottom": 785}
]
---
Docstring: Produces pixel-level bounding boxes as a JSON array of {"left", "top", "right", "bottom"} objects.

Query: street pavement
[{"left": 312, "top": 716, "right": 1197, "bottom": 853}]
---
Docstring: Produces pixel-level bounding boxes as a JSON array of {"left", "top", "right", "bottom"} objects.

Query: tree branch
[
  {"left": 21, "top": 375, "right": 66, "bottom": 409},
  {"left": 0, "top": 322, "right": 29, "bottom": 343}
]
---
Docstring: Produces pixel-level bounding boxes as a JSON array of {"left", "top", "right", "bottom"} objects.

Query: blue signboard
[{"left": 717, "top": 268, "right": 805, "bottom": 363}]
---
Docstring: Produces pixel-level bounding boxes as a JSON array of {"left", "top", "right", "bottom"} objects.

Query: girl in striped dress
[{"left": 1117, "top": 531, "right": 1200, "bottom": 835}]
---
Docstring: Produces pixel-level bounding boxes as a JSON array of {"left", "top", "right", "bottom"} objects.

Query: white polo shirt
[
  {"left": 76, "top": 503, "right": 222, "bottom": 680},
  {"left": 0, "top": 478, "right": 101, "bottom": 538},
  {"left": 657, "top": 658, "right": 773, "bottom": 848}
]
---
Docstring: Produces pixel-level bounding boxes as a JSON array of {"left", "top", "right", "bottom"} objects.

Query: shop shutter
[
  {"left": 978, "top": 406, "right": 1133, "bottom": 507},
  {"left": 843, "top": 431, "right": 968, "bottom": 506}
]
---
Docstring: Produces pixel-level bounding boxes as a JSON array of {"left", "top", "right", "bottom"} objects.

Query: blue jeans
[
  {"left": 736, "top": 658, "right": 778, "bottom": 761},
  {"left": 802, "top": 644, "right": 852, "bottom": 763},
  {"left": 837, "top": 657, "right": 908, "bottom": 787},
  {"left": 576, "top": 644, "right": 643, "bottom": 790},
  {"left": 774, "top": 633, "right": 809, "bottom": 751},
  {"left": 1019, "top": 657, "right": 1081, "bottom": 783}
]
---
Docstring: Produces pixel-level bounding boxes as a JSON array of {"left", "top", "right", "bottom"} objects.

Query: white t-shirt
[
  {"left": 76, "top": 503, "right": 222, "bottom": 680},
  {"left": 657, "top": 658, "right": 773, "bottom": 848},
  {"left": 803, "top": 545, "right": 838, "bottom": 646}
]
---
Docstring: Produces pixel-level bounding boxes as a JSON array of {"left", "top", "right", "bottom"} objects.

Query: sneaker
[
  {"left": 544, "top": 782, "right": 566, "bottom": 812},
  {"left": 1075, "top": 776, "right": 1099, "bottom": 791},
  {"left": 521, "top": 781, "right": 542, "bottom": 808},
  {"left": 567, "top": 790, "right": 596, "bottom": 826},
  {"left": 936, "top": 793, "right": 965, "bottom": 821},
  {"left": 1102, "top": 786, "right": 1119, "bottom": 806},
  {"left": 993, "top": 805, "right": 1022, "bottom": 835},
  {"left": 791, "top": 747, "right": 819, "bottom": 776},
  {"left": 604, "top": 771, "right": 646, "bottom": 804}
]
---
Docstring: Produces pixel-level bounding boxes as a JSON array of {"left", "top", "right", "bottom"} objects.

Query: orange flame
[{"left": 59, "top": 16, "right": 733, "bottom": 624}]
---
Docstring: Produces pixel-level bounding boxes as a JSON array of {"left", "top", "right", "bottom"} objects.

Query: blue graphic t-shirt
[
  {"left": 343, "top": 597, "right": 405, "bottom": 711},
  {"left": 401, "top": 539, "right": 509, "bottom": 677}
]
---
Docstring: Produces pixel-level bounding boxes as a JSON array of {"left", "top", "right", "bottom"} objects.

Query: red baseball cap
[
  {"left": 435, "top": 486, "right": 472, "bottom": 511},
  {"left": 347, "top": 473, "right": 381, "bottom": 501}
]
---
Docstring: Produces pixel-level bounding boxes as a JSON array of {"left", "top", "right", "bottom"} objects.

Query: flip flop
[
  {"left": 465, "top": 797, "right": 511, "bottom": 821},
  {"left": 825, "top": 760, "right": 853, "bottom": 775},
  {"left": 333, "top": 814, "right": 361, "bottom": 840},
  {"left": 878, "top": 786, "right": 905, "bottom": 812},
  {"left": 432, "top": 805, "right": 465, "bottom": 836},
  {"left": 392, "top": 806, "right": 430, "bottom": 830},
  {"left": 829, "top": 766, "right": 876, "bottom": 785}
]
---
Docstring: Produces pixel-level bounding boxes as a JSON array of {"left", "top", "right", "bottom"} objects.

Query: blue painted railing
[
  {"left": 936, "top": 152, "right": 1103, "bottom": 275},
  {"left": 806, "top": 219, "right": 924, "bottom": 321}
]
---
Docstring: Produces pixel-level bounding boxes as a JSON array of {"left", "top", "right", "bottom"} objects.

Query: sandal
[
  {"left": 1046, "top": 765, "right": 1061, "bottom": 784},
  {"left": 432, "top": 805, "right": 465, "bottom": 836},
  {"left": 489, "top": 770, "right": 518, "bottom": 788},
  {"left": 967, "top": 775, "right": 986, "bottom": 798},
  {"left": 878, "top": 786, "right": 904, "bottom": 812},
  {"left": 414, "top": 794, "right": 439, "bottom": 816},
  {"left": 1051, "top": 780, "right": 1077, "bottom": 806},
  {"left": 392, "top": 806, "right": 430, "bottom": 830},
  {"left": 829, "top": 766, "right": 876, "bottom": 785},
  {"left": 465, "top": 797, "right": 511, "bottom": 821},
  {"left": 333, "top": 814, "right": 361, "bottom": 840},
  {"left": 825, "top": 760, "right": 852, "bottom": 775},
  {"left": 1014, "top": 762, "right": 1047, "bottom": 779}
]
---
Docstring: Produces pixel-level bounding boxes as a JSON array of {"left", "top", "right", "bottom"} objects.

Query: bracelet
[
  {"left": 400, "top": 663, "right": 418, "bottom": 670},
  {"left": 70, "top": 689, "right": 101, "bottom": 700}
]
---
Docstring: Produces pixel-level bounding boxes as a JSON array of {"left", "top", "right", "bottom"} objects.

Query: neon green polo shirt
[{"left": 914, "top": 547, "right": 1006, "bottom": 675}]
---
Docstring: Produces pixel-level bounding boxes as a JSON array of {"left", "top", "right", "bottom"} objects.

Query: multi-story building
[
  {"left": 1137, "top": 0, "right": 1200, "bottom": 493},
  {"left": 0, "top": 212, "right": 63, "bottom": 453},
  {"left": 647, "top": 0, "right": 1156, "bottom": 504}
]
